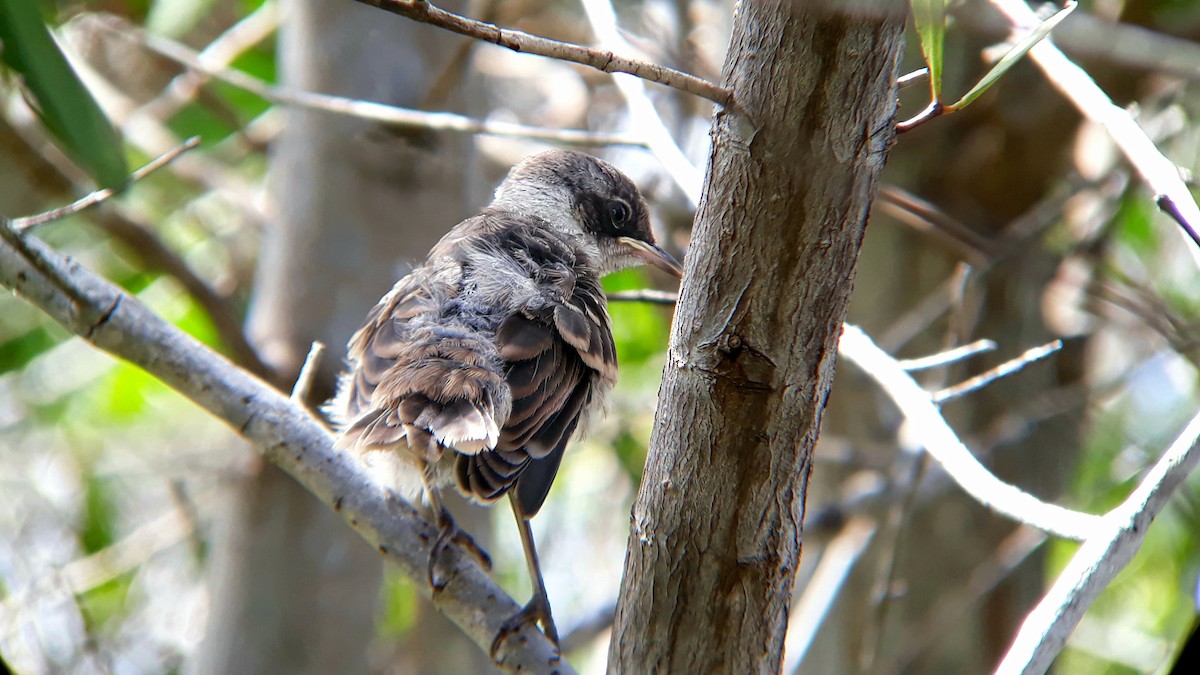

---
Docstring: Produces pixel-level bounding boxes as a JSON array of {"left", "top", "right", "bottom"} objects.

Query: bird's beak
[{"left": 618, "top": 237, "right": 684, "bottom": 279}]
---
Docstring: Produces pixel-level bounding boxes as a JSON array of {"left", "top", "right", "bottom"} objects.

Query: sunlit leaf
[
  {"left": 0, "top": 0, "right": 128, "bottom": 189},
  {"left": 948, "top": 1, "right": 1077, "bottom": 111},
  {"left": 911, "top": 0, "right": 947, "bottom": 101}
]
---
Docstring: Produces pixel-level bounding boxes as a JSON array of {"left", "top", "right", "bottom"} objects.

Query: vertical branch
[{"left": 608, "top": 1, "right": 907, "bottom": 671}]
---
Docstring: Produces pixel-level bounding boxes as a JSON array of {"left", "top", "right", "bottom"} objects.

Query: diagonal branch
[
  {"left": 0, "top": 230, "right": 571, "bottom": 675},
  {"left": 354, "top": 0, "right": 734, "bottom": 107},
  {"left": 996, "top": 407, "right": 1200, "bottom": 675}
]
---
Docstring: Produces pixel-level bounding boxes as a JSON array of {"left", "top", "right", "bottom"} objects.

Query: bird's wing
[
  {"left": 333, "top": 267, "right": 509, "bottom": 457},
  {"left": 455, "top": 270, "right": 617, "bottom": 517}
]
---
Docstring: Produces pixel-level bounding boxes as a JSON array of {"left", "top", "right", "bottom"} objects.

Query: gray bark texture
[
  {"left": 608, "top": 1, "right": 906, "bottom": 672},
  {"left": 195, "top": 0, "right": 476, "bottom": 672}
]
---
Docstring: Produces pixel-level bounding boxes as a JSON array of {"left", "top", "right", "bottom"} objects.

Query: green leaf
[
  {"left": 947, "top": 1, "right": 1077, "bottom": 111},
  {"left": 911, "top": 0, "right": 947, "bottom": 101},
  {"left": 0, "top": 0, "right": 129, "bottom": 189}
]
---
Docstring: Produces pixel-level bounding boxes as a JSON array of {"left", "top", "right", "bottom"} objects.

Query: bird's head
[{"left": 491, "top": 150, "right": 683, "bottom": 278}]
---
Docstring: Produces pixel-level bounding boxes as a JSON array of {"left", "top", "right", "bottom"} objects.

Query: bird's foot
[
  {"left": 489, "top": 593, "right": 560, "bottom": 659},
  {"left": 428, "top": 508, "right": 492, "bottom": 590}
]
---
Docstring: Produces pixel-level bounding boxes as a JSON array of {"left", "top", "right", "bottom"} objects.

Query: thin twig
[
  {"left": 355, "top": 0, "right": 734, "bottom": 107},
  {"left": 897, "top": 67, "right": 929, "bottom": 90},
  {"left": 989, "top": 0, "right": 1200, "bottom": 259},
  {"left": 96, "top": 18, "right": 648, "bottom": 148},
  {"left": 9, "top": 137, "right": 201, "bottom": 232},
  {"left": 839, "top": 324, "right": 1101, "bottom": 541},
  {"left": 933, "top": 340, "right": 1063, "bottom": 404},
  {"left": 895, "top": 100, "right": 943, "bottom": 133},
  {"left": 877, "top": 184, "right": 996, "bottom": 265},
  {"left": 898, "top": 339, "right": 997, "bottom": 371},
  {"left": 878, "top": 263, "right": 973, "bottom": 352},
  {"left": 996, "top": 406, "right": 1200, "bottom": 675},
  {"left": 607, "top": 289, "right": 678, "bottom": 304},
  {"left": 291, "top": 342, "right": 327, "bottom": 405}
]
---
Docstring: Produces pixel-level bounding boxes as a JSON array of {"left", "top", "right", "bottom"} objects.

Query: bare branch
[
  {"left": 0, "top": 232, "right": 571, "bottom": 674},
  {"left": 606, "top": 289, "right": 678, "bottom": 304},
  {"left": 897, "top": 67, "right": 929, "bottom": 89},
  {"left": 988, "top": 0, "right": 1200, "bottom": 257},
  {"left": 291, "top": 342, "right": 326, "bottom": 404},
  {"left": 92, "top": 17, "right": 646, "bottom": 148},
  {"left": 839, "top": 324, "right": 1101, "bottom": 541},
  {"left": 897, "top": 339, "right": 997, "bottom": 371},
  {"left": 895, "top": 100, "right": 943, "bottom": 133},
  {"left": 9, "top": 137, "right": 201, "bottom": 232},
  {"left": 932, "top": 339, "right": 1063, "bottom": 403},
  {"left": 996, "top": 407, "right": 1200, "bottom": 675},
  {"left": 354, "top": 0, "right": 734, "bottom": 107}
]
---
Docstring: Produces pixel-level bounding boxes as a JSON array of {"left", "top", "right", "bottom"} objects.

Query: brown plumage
[{"left": 331, "top": 149, "right": 682, "bottom": 652}]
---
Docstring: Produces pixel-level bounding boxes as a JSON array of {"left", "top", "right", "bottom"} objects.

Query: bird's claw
[
  {"left": 489, "top": 595, "right": 560, "bottom": 659},
  {"left": 428, "top": 510, "right": 492, "bottom": 590}
]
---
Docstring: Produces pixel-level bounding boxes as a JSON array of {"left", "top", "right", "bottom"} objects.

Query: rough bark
[
  {"left": 194, "top": 0, "right": 476, "bottom": 672},
  {"left": 608, "top": 1, "right": 906, "bottom": 672}
]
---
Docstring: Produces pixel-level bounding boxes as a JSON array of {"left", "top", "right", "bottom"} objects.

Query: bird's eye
[{"left": 609, "top": 201, "right": 630, "bottom": 226}]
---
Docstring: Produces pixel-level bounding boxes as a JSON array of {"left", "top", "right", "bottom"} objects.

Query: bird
[{"left": 329, "top": 149, "right": 682, "bottom": 651}]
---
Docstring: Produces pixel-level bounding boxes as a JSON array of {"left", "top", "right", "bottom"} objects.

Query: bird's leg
[
  {"left": 420, "top": 454, "right": 490, "bottom": 591},
  {"left": 491, "top": 495, "right": 560, "bottom": 657}
]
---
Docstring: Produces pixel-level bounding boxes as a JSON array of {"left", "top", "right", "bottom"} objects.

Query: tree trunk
[
  {"left": 193, "top": 1, "right": 477, "bottom": 672},
  {"left": 608, "top": 1, "right": 906, "bottom": 671}
]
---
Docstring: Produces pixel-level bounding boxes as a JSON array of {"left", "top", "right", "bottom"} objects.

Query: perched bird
[{"left": 331, "top": 149, "right": 682, "bottom": 649}]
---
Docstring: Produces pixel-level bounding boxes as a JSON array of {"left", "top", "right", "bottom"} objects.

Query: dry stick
[
  {"left": 0, "top": 235, "right": 570, "bottom": 675},
  {"left": 291, "top": 342, "right": 327, "bottom": 405},
  {"left": 897, "top": 339, "right": 997, "bottom": 371},
  {"left": 877, "top": 184, "right": 996, "bottom": 265},
  {"left": 354, "top": 0, "right": 734, "bottom": 107},
  {"left": 897, "top": 67, "right": 930, "bottom": 89},
  {"left": 111, "top": 22, "right": 647, "bottom": 148},
  {"left": 933, "top": 339, "right": 1063, "bottom": 404},
  {"left": 988, "top": 0, "right": 1200, "bottom": 254},
  {"left": 996, "top": 408, "right": 1200, "bottom": 675},
  {"left": 839, "top": 324, "right": 1101, "bottom": 542},
  {"left": 9, "top": 137, "right": 201, "bottom": 232},
  {"left": 607, "top": 289, "right": 678, "bottom": 304}
]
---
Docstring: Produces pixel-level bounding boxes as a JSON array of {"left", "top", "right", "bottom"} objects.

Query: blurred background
[{"left": 1, "top": 0, "right": 1199, "bottom": 673}]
